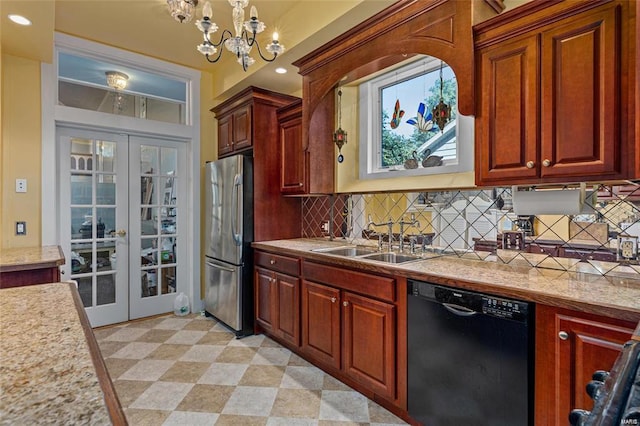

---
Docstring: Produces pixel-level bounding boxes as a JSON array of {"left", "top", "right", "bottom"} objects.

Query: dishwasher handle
[{"left": 442, "top": 302, "right": 477, "bottom": 317}]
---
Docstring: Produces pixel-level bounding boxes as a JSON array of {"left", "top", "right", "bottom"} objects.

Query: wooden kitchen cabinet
[
  {"left": 276, "top": 99, "right": 307, "bottom": 195},
  {"left": 475, "top": 0, "right": 633, "bottom": 185},
  {"left": 535, "top": 304, "right": 636, "bottom": 426},
  {"left": 216, "top": 105, "right": 251, "bottom": 157},
  {"left": 254, "top": 251, "right": 301, "bottom": 347},
  {"left": 301, "top": 261, "right": 397, "bottom": 400}
]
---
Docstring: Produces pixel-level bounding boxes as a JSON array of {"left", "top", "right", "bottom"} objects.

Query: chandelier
[
  {"left": 168, "top": 0, "right": 285, "bottom": 71},
  {"left": 105, "top": 71, "right": 129, "bottom": 113}
]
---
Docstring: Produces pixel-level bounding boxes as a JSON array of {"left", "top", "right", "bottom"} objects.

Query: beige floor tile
[
  {"left": 127, "top": 316, "right": 170, "bottom": 329},
  {"left": 222, "top": 386, "right": 278, "bottom": 416},
  {"left": 104, "top": 358, "right": 139, "bottom": 380},
  {"left": 163, "top": 410, "right": 219, "bottom": 425},
  {"left": 322, "top": 374, "right": 353, "bottom": 391},
  {"left": 112, "top": 380, "right": 153, "bottom": 407},
  {"left": 239, "top": 365, "right": 286, "bottom": 387},
  {"left": 197, "top": 331, "right": 235, "bottom": 345},
  {"left": 129, "top": 381, "right": 193, "bottom": 410},
  {"left": 119, "top": 359, "right": 175, "bottom": 381},
  {"left": 228, "top": 334, "right": 265, "bottom": 347},
  {"left": 179, "top": 344, "right": 224, "bottom": 363},
  {"left": 288, "top": 353, "right": 314, "bottom": 367},
  {"left": 146, "top": 343, "right": 191, "bottom": 360},
  {"left": 96, "top": 340, "right": 128, "bottom": 358},
  {"left": 267, "top": 418, "right": 318, "bottom": 426},
  {"left": 135, "top": 328, "right": 178, "bottom": 343},
  {"left": 124, "top": 408, "right": 171, "bottom": 425},
  {"left": 367, "top": 400, "right": 407, "bottom": 425},
  {"left": 165, "top": 329, "right": 208, "bottom": 345},
  {"left": 111, "top": 342, "right": 161, "bottom": 359},
  {"left": 93, "top": 327, "right": 119, "bottom": 341},
  {"left": 319, "top": 391, "right": 369, "bottom": 423},
  {"left": 154, "top": 317, "right": 192, "bottom": 330},
  {"left": 270, "top": 388, "right": 322, "bottom": 418},
  {"left": 104, "top": 327, "right": 149, "bottom": 342},
  {"left": 198, "top": 363, "right": 248, "bottom": 386},
  {"left": 216, "top": 346, "right": 259, "bottom": 363},
  {"left": 182, "top": 318, "right": 217, "bottom": 331},
  {"left": 260, "top": 337, "right": 283, "bottom": 348},
  {"left": 176, "top": 384, "right": 235, "bottom": 413},
  {"left": 281, "top": 366, "right": 325, "bottom": 390},
  {"left": 215, "top": 414, "right": 268, "bottom": 426},
  {"left": 159, "top": 361, "right": 210, "bottom": 383},
  {"left": 317, "top": 421, "right": 368, "bottom": 426},
  {"left": 251, "top": 347, "right": 291, "bottom": 366}
]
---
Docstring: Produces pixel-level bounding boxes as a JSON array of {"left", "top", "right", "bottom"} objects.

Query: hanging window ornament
[
  {"left": 432, "top": 61, "right": 451, "bottom": 133},
  {"left": 333, "top": 88, "right": 347, "bottom": 163}
]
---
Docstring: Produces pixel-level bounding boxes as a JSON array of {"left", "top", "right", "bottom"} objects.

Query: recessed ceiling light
[
  {"left": 8, "top": 14, "right": 31, "bottom": 26},
  {"left": 275, "top": 67, "right": 287, "bottom": 74}
]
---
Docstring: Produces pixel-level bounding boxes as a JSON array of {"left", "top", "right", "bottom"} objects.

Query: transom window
[{"left": 358, "top": 56, "right": 473, "bottom": 180}]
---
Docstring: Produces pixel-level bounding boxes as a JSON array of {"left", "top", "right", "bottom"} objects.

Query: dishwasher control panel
[{"left": 481, "top": 296, "right": 528, "bottom": 321}]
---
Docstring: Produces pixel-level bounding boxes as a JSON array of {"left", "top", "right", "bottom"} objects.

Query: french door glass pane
[{"left": 138, "top": 144, "right": 178, "bottom": 299}]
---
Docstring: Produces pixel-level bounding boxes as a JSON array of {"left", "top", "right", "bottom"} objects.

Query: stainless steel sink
[
  {"left": 312, "top": 246, "right": 378, "bottom": 257},
  {"left": 360, "top": 252, "right": 423, "bottom": 263}
]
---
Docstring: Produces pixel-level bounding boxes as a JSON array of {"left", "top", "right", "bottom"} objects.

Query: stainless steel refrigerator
[{"left": 204, "top": 155, "right": 254, "bottom": 337}]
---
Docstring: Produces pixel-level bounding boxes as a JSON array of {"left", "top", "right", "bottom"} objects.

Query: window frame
[{"left": 358, "top": 57, "right": 473, "bottom": 180}]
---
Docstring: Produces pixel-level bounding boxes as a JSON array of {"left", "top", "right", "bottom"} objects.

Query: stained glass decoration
[
  {"left": 390, "top": 100, "right": 405, "bottom": 129},
  {"left": 406, "top": 103, "right": 435, "bottom": 133},
  {"left": 333, "top": 89, "right": 347, "bottom": 163},
  {"left": 432, "top": 61, "right": 451, "bottom": 132}
]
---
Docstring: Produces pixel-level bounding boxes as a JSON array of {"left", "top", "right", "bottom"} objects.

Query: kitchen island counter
[
  {"left": 0, "top": 282, "right": 125, "bottom": 425},
  {"left": 253, "top": 238, "right": 640, "bottom": 322},
  {"left": 0, "top": 245, "right": 65, "bottom": 288}
]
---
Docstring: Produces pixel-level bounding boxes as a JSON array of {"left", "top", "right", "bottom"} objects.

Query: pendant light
[
  {"left": 432, "top": 61, "right": 451, "bottom": 133},
  {"left": 333, "top": 88, "right": 347, "bottom": 163}
]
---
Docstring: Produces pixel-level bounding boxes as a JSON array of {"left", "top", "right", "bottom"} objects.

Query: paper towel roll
[{"left": 512, "top": 189, "right": 584, "bottom": 215}]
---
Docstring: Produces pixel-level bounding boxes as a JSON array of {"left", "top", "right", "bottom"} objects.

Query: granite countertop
[
  {"left": 0, "top": 246, "right": 65, "bottom": 272},
  {"left": 253, "top": 238, "right": 640, "bottom": 322},
  {"left": 0, "top": 283, "right": 125, "bottom": 425}
]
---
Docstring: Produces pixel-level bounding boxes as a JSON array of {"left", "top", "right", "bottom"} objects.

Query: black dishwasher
[{"left": 408, "top": 280, "right": 534, "bottom": 426}]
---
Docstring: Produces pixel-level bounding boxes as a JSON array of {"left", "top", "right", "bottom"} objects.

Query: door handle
[
  {"left": 116, "top": 229, "right": 127, "bottom": 237},
  {"left": 442, "top": 303, "right": 477, "bottom": 317}
]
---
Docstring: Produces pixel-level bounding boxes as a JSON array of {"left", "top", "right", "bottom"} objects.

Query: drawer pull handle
[
  {"left": 270, "top": 259, "right": 276, "bottom": 265},
  {"left": 526, "top": 161, "right": 534, "bottom": 169},
  {"left": 343, "top": 301, "right": 348, "bottom": 307},
  {"left": 330, "top": 297, "right": 336, "bottom": 303},
  {"left": 559, "top": 331, "right": 569, "bottom": 340}
]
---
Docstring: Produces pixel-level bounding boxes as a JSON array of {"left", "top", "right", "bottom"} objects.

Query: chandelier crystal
[
  {"left": 190, "top": 0, "right": 284, "bottom": 71},
  {"left": 167, "top": 0, "right": 198, "bottom": 23}
]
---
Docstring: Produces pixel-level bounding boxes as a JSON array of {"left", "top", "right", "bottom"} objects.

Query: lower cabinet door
[
  {"left": 275, "top": 272, "right": 300, "bottom": 346},
  {"left": 255, "top": 267, "right": 276, "bottom": 333},
  {"left": 301, "top": 280, "right": 341, "bottom": 369},
  {"left": 342, "top": 291, "right": 396, "bottom": 400},
  {"left": 535, "top": 305, "right": 635, "bottom": 425}
]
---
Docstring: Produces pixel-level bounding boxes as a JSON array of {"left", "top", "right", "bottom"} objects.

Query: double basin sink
[{"left": 312, "top": 245, "right": 423, "bottom": 264}]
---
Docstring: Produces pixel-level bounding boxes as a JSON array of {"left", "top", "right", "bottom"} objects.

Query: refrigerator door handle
[
  {"left": 231, "top": 173, "right": 242, "bottom": 245},
  {"left": 205, "top": 260, "right": 236, "bottom": 272}
]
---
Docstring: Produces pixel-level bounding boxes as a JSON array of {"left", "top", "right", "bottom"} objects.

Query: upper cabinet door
[
  {"left": 540, "top": 6, "right": 621, "bottom": 179},
  {"left": 217, "top": 114, "right": 234, "bottom": 158},
  {"left": 278, "top": 102, "right": 307, "bottom": 194},
  {"left": 476, "top": 35, "right": 539, "bottom": 184},
  {"left": 232, "top": 105, "right": 252, "bottom": 152}
]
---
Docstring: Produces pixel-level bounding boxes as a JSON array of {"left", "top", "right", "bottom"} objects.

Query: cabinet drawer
[
  {"left": 255, "top": 251, "right": 300, "bottom": 276},
  {"left": 302, "top": 261, "right": 395, "bottom": 302}
]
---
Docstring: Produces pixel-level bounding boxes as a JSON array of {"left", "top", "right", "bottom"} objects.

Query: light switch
[
  {"left": 16, "top": 221, "right": 26, "bottom": 235},
  {"left": 15, "top": 179, "right": 27, "bottom": 193}
]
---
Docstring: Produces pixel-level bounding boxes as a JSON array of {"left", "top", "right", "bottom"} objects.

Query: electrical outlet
[
  {"left": 321, "top": 221, "right": 330, "bottom": 232},
  {"left": 16, "top": 221, "right": 26, "bottom": 235},
  {"left": 15, "top": 179, "right": 27, "bottom": 193}
]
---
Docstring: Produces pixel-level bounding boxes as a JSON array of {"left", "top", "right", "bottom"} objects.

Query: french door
[{"left": 58, "top": 127, "right": 186, "bottom": 327}]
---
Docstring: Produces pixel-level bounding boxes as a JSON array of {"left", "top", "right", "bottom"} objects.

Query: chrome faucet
[
  {"left": 398, "top": 213, "right": 421, "bottom": 253},
  {"left": 366, "top": 215, "right": 394, "bottom": 251}
]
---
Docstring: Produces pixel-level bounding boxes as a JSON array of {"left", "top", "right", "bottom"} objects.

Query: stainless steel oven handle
[
  {"left": 205, "top": 261, "right": 235, "bottom": 273},
  {"left": 442, "top": 303, "right": 477, "bottom": 317}
]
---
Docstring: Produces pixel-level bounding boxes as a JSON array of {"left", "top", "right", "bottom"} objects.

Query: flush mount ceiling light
[
  {"left": 179, "top": 0, "right": 284, "bottom": 71},
  {"left": 275, "top": 67, "right": 287, "bottom": 74},
  {"left": 105, "top": 71, "right": 129, "bottom": 91},
  {"left": 167, "top": 0, "right": 198, "bottom": 23},
  {"left": 8, "top": 14, "right": 31, "bottom": 26}
]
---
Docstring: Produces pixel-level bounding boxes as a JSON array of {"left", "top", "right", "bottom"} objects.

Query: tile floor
[{"left": 95, "top": 313, "right": 408, "bottom": 425}]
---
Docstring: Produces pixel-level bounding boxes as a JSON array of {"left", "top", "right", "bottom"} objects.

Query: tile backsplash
[{"left": 302, "top": 182, "right": 640, "bottom": 277}]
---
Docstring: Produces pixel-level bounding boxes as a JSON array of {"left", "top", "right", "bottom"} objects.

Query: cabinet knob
[
  {"left": 559, "top": 331, "right": 569, "bottom": 340},
  {"left": 542, "top": 159, "right": 551, "bottom": 167},
  {"left": 343, "top": 301, "right": 349, "bottom": 307},
  {"left": 330, "top": 297, "right": 336, "bottom": 303},
  {"left": 526, "top": 161, "right": 534, "bottom": 169},
  {"left": 270, "top": 259, "right": 276, "bottom": 265},
  {"left": 298, "top": 183, "right": 303, "bottom": 187}
]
